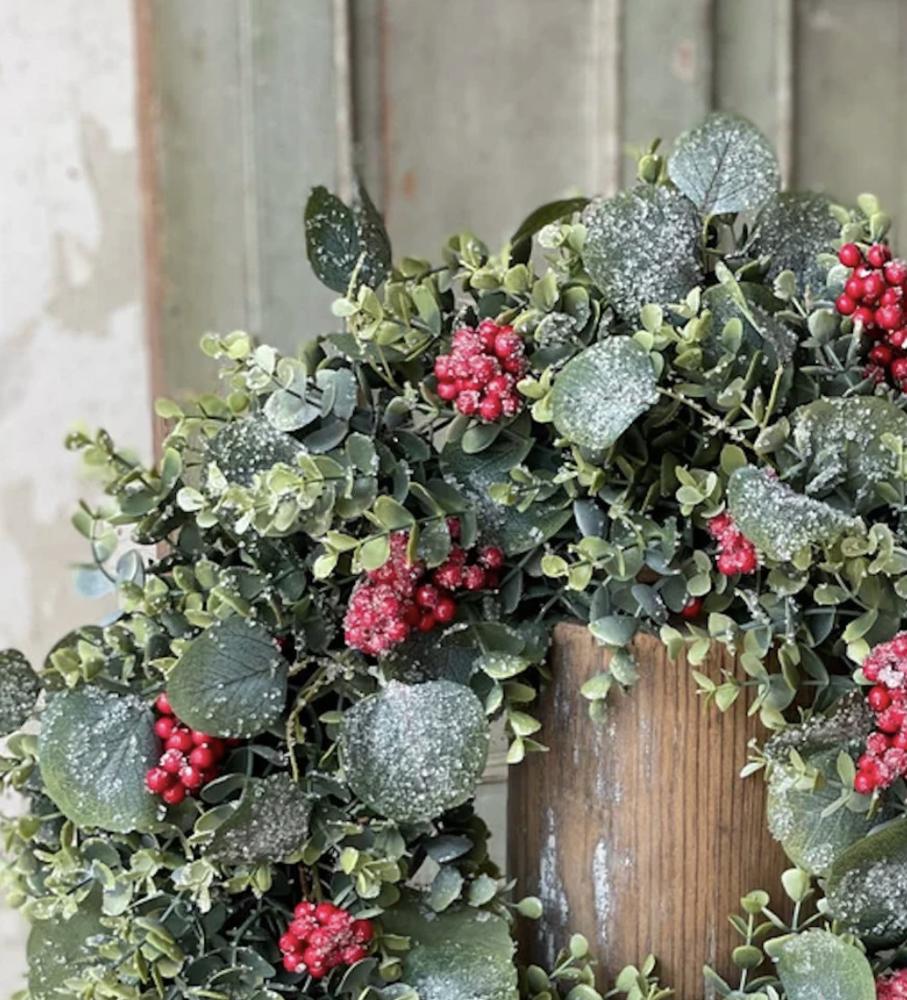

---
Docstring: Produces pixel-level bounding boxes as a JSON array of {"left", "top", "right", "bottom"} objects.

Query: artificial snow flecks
[
  {"left": 339, "top": 679, "right": 489, "bottom": 824},
  {"left": 790, "top": 396, "right": 907, "bottom": 512},
  {"left": 0, "top": 648, "right": 41, "bottom": 735},
  {"left": 381, "top": 625, "right": 480, "bottom": 686},
  {"left": 28, "top": 894, "right": 108, "bottom": 1000},
  {"left": 167, "top": 618, "right": 288, "bottom": 739},
  {"left": 538, "top": 807, "right": 570, "bottom": 968},
  {"left": 205, "top": 773, "right": 310, "bottom": 865},
  {"left": 592, "top": 840, "right": 612, "bottom": 945},
  {"left": 751, "top": 191, "right": 839, "bottom": 297},
  {"left": 764, "top": 694, "right": 875, "bottom": 762},
  {"left": 825, "top": 817, "right": 907, "bottom": 946},
  {"left": 766, "top": 749, "right": 881, "bottom": 877},
  {"left": 551, "top": 337, "right": 658, "bottom": 451},
  {"left": 39, "top": 686, "right": 160, "bottom": 833},
  {"left": 667, "top": 112, "right": 779, "bottom": 216},
  {"left": 703, "top": 282, "right": 797, "bottom": 372},
  {"left": 581, "top": 184, "right": 702, "bottom": 316},
  {"left": 206, "top": 416, "right": 304, "bottom": 488},
  {"left": 774, "top": 929, "right": 876, "bottom": 1000},
  {"left": 727, "top": 466, "right": 860, "bottom": 562}
]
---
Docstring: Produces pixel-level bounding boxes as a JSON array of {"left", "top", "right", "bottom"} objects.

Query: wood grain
[{"left": 508, "top": 622, "right": 790, "bottom": 997}]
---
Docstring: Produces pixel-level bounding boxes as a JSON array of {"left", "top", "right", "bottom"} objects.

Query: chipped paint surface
[{"left": 0, "top": 1, "right": 149, "bottom": 987}]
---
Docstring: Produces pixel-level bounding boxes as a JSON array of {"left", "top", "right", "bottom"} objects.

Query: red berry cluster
[
  {"left": 144, "top": 692, "right": 229, "bottom": 805},
  {"left": 279, "top": 900, "right": 374, "bottom": 979},
  {"left": 834, "top": 242, "right": 907, "bottom": 389},
  {"left": 343, "top": 522, "right": 504, "bottom": 657},
  {"left": 877, "top": 969, "right": 907, "bottom": 1000},
  {"left": 433, "top": 320, "right": 527, "bottom": 422},
  {"left": 706, "top": 513, "right": 759, "bottom": 576},
  {"left": 853, "top": 633, "right": 907, "bottom": 794}
]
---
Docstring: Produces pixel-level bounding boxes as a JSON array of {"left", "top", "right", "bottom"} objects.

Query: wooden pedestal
[{"left": 507, "top": 622, "right": 790, "bottom": 997}]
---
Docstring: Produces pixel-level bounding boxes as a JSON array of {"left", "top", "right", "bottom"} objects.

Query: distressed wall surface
[{"left": 0, "top": 1, "right": 150, "bottom": 989}]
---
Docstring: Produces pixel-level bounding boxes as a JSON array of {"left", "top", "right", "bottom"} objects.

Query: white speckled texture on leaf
[
  {"left": 0, "top": 650, "right": 40, "bottom": 736},
  {"left": 207, "top": 417, "right": 304, "bottom": 487},
  {"left": 775, "top": 929, "right": 875, "bottom": 1000}
]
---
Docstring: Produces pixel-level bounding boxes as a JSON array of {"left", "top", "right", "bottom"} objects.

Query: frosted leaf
[
  {"left": 582, "top": 185, "right": 702, "bottom": 315},
  {"left": 206, "top": 774, "right": 310, "bottom": 865},
  {"left": 668, "top": 112, "right": 779, "bottom": 215},
  {"left": 441, "top": 440, "right": 571, "bottom": 555},
  {"left": 727, "top": 466, "right": 860, "bottom": 561},
  {"left": 551, "top": 338, "right": 658, "bottom": 451},
  {"left": 764, "top": 694, "right": 874, "bottom": 762},
  {"left": 28, "top": 893, "right": 107, "bottom": 999},
  {"left": 703, "top": 282, "right": 797, "bottom": 370},
  {"left": 207, "top": 417, "right": 304, "bottom": 487},
  {"left": 0, "top": 649, "right": 40, "bottom": 735},
  {"left": 382, "top": 902, "right": 517, "bottom": 1000},
  {"left": 774, "top": 929, "right": 875, "bottom": 1000},
  {"left": 168, "top": 618, "right": 288, "bottom": 738},
  {"left": 767, "top": 750, "right": 880, "bottom": 876},
  {"left": 382, "top": 627, "right": 480, "bottom": 685},
  {"left": 790, "top": 397, "right": 907, "bottom": 512},
  {"left": 39, "top": 686, "right": 159, "bottom": 833},
  {"left": 751, "top": 192, "right": 838, "bottom": 297},
  {"left": 263, "top": 373, "right": 320, "bottom": 433},
  {"left": 826, "top": 817, "right": 907, "bottom": 946},
  {"left": 510, "top": 196, "right": 589, "bottom": 246},
  {"left": 340, "top": 680, "right": 489, "bottom": 824}
]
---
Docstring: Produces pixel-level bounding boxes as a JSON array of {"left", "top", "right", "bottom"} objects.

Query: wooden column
[{"left": 508, "top": 622, "right": 790, "bottom": 997}]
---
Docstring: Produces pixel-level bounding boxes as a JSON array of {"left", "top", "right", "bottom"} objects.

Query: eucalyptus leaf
[
  {"left": 168, "top": 618, "right": 288, "bottom": 738},
  {"left": 207, "top": 417, "right": 303, "bottom": 487},
  {"left": 0, "top": 649, "right": 40, "bottom": 735},
  {"left": 28, "top": 893, "right": 108, "bottom": 1000},
  {"left": 551, "top": 338, "right": 658, "bottom": 450},
  {"left": 751, "top": 192, "right": 838, "bottom": 297},
  {"left": 775, "top": 930, "right": 874, "bottom": 1000},
  {"left": 340, "top": 680, "right": 489, "bottom": 824}
]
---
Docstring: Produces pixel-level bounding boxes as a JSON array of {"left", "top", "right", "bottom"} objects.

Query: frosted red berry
[
  {"left": 854, "top": 633, "right": 907, "bottom": 793},
  {"left": 707, "top": 513, "right": 759, "bottom": 576},
  {"left": 162, "top": 783, "right": 187, "bottom": 806},
  {"left": 145, "top": 767, "right": 172, "bottom": 793},
  {"left": 145, "top": 694, "right": 225, "bottom": 805},
  {"left": 835, "top": 293, "right": 856, "bottom": 316},
  {"left": 278, "top": 901, "right": 374, "bottom": 979},
  {"left": 838, "top": 243, "right": 862, "bottom": 268},
  {"left": 154, "top": 716, "right": 175, "bottom": 740},
  {"left": 867, "top": 243, "right": 892, "bottom": 268},
  {"left": 680, "top": 596, "right": 703, "bottom": 620},
  {"left": 876, "top": 968, "right": 907, "bottom": 1000}
]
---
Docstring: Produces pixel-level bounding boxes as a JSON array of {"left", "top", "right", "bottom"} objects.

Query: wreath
[{"left": 4, "top": 111, "right": 907, "bottom": 1000}]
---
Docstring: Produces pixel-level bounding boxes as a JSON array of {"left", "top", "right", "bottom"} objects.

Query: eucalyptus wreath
[{"left": 3, "top": 112, "right": 907, "bottom": 1000}]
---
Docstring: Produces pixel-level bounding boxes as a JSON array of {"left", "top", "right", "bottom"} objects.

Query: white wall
[{"left": 0, "top": 1, "right": 149, "bottom": 989}]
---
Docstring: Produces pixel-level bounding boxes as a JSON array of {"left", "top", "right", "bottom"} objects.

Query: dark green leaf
[
  {"left": 0, "top": 649, "right": 40, "bottom": 735},
  {"left": 207, "top": 417, "right": 303, "bottom": 486},
  {"left": 511, "top": 196, "right": 590, "bottom": 245},
  {"left": 28, "top": 892, "right": 108, "bottom": 1000},
  {"left": 751, "top": 192, "right": 838, "bottom": 297}
]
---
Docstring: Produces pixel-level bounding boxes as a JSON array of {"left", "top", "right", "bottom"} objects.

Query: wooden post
[{"left": 508, "top": 622, "right": 790, "bottom": 997}]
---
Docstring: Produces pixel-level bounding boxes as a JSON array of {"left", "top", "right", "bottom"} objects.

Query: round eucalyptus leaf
[
  {"left": 581, "top": 185, "right": 702, "bottom": 315},
  {"left": 28, "top": 893, "right": 108, "bottom": 1000},
  {"left": 728, "top": 466, "right": 860, "bottom": 562},
  {"left": 0, "top": 649, "right": 41, "bottom": 735},
  {"left": 167, "top": 618, "right": 288, "bottom": 738},
  {"left": 551, "top": 339, "right": 658, "bottom": 451},
  {"left": 340, "top": 680, "right": 489, "bottom": 824},
  {"left": 668, "top": 112, "right": 779, "bottom": 216},
  {"left": 381, "top": 903, "right": 517, "bottom": 1000},
  {"left": 39, "top": 686, "right": 160, "bottom": 833},
  {"left": 207, "top": 417, "right": 303, "bottom": 487},
  {"left": 775, "top": 929, "right": 875, "bottom": 1000},
  {"left": 825, "top": 817, "right": 907, "bottom": 946},
  {"left": 382, "top": 627, "right": 480, "bottom": 685}
]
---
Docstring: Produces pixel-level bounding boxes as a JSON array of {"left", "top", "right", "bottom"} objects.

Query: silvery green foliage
[
  {"left": 751, "top": 192, "right": 838, "bottom": 297},
  {"left": 790, "top": 397, "right": 907, "bottom": 512},
  {"left": 774, "top": 929, "right": 875, "bottom": 1000},
  {"left": 441, "top": 439, "right": 571, "bottom": 555},
  {"left": 551, "top": 338, "right": 658, "bottom": 451},
  {"left": 28, "top": 895, "right": 107, "bottom": 1000},
  {"left": 766, "top": 750, "right": 878, "bottom": 876},
  {"left": 0, "top": 649, "right": 40, "bottom": 736},
  {"left": 668, "top": 112, "right": 779, "bottom": 215},
  {"left": 263, "top": 370, "right": 320, "bottom": 432},
  {"left": 383, "top": 903, "right": 517, "bottom": 1000},
  {"left": 206, "top": 774, "right": 310, "bottom": 865},
  {"left": 382, "top": 627, "right": 479, "bottom": 685},
  {"left": 825, "top": 817, "right": 907, "bottom": 946},
  {"left": 581, "top": 185, "right": 702, "bottom": 315},
  {"left": 207, "top": 417, "right": 304, "bottom": 487},
  {"left": 727, "top": 466, "right": 859, "bottom": 561},
  {"left": 340, "top": 680, "right": 489, "bottom": 824},
  {"left": 764, "top": 695, "right": 874, "bottom": 762},
  {"left": 703, "top": 282, "right": 797, "bottom": 370},
  {"left": 168, "top": 618, "right": 288, "bottom": 738},
  {"left": 39, "top": 687, "right": 159, "bottom": 833}
]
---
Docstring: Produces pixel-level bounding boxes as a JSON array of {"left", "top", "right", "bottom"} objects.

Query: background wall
[{"left": 0, "top": 0, "right": 149, "bottom": 989}]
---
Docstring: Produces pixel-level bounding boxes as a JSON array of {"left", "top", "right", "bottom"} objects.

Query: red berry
[
  {"left": 869, "top": 344, "right": 894, "bottom": 366},
  {"left": 437, "top": 381, "right": 458, "bottom": 401},
  {"left": 462, "top": 564, "right": 486, "bottom": 590},
  {"left": 351, "top": 919, "right": 374, "bottom": 943},
  {"left": 867, "top": 243, "right": 891, "bottom": 268},
  {"left": 889, "top": 328, "right": 907, "bottom": 348},
  {"left": 478, "top": 394, "right": 503, "bottom": 422},
  {"left": 418, "top": 611, "right": 437, "bottom": 632},
  {"left": 885, "top": 259, "right": 907, "bottom": 286},
  {"left": 189, "top": 746, "right": 216, "bottom": 770},
  {"left": 838, "top": 243, "right": 862, "bottom": 267},
  {"left": 160, "top": 748, "right": 185, "bottom": 774},
  {"left": 341, "top": 945, "right": 367, "bottom": 965},
  {"left": 315, "top": 902, "right": 339, "bottom": 923},
  {"left": 179, "top": 765, "right": 204, "bottom": 790},
  {"left": 455, "top": 390, "right": 480, "bottom": 415},
  {"left": 891, "top": 357, "right": 907, "bottom": 384},
  {"left": 415, "top": 584, "right": 439, "bottom": 609},
  {"left": 869, "top": 685, "right": 893, "bottom": 711},
  {"left": 854, "top": 771, "right": 876, "bottom": 795},
  {"left": 877, "top": 304, "right": 904, "bottom": 330},
  {"left": 145, "top": 767, "right": 172, "bottom": 793},
  {"left": 479, "top": 545, "right": 504, "bottom": 569},
  {"left": 844, "top": 276, "right": 865, "bottom": 300},
  {"left": 155, "top": 692, "right": 173, "bottom": 715},
  {"left": 190, "top": 730, "right": 213, "bottom": 746},
  {"left": 162, "top": 783, "right": 187, "bottom": 806},
  {"left": 435, "top": 595, "right": 457, "bottom": 623},
  {"left": 853, "top": 305, "right": 876, "bottom": 328},
  {"left": 166, "top": 729, "right": 194, "bottom": 753},
  {"left": 835, "top": 293, "right": 856, "bottom": 316},
  {"left": 282, "top": 952, "right": 304, "bottom": 974},
  {"left": 881, "top": 287, "right": 903, "bottom": 307},
  {"left": 680, "top": 596, "right": 703, "bottom": 620},
  {"left": 493, "top": 329, "right": 521, "bottom": 358},
  {"left": 154, "top": 716, "right": 176, "bottom": 740},
  {"left": 862, "top": 272, "right": 885, "bottom": 301}
]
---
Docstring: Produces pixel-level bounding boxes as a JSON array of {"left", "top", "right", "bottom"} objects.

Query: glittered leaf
[
  {"left": 767, "top": 750, "right": 880, "bottom": 876},
  {"left": 727, "top": 466, "right": 859, "bottom": 561},
  {"left": 751, "top": 192, "right": 838, "bottom": 297},
  {"left": 206, "top": 773, "right": 310, "bottom": 864},
  {"left": 263, "top": 381, "right": 320, "bottom": 433},
  {"left": 668, "top": 112, "right": 779, "bottom": 215},
  {"left": 207, "top": 417, "right": 304, "bottom": 487},
  {"left": 764, "top": 695, "right": 874, "bottom": 762},
  {"left": 551, "top": 338, "right": 658, "bottom": 450},
  {"left": 168, "top": 618, "right": 288, "bottom": 738},
  {"left": 382, "top": 903, "right": 517, "bottom": 1000},
  {"left": 775, "top": 930, "right": 875, "bottom": 1000},
  {"left": 382, "top": 627, "right": 480, "bottom": 685},
  {"left": 703, "top": 282, "right": 797, "bottom": 370},
  {"left": 0, "top": 649, "right": 40, "bottom": 735},
  {"left": 39, "top": 687, "right": 159, "bottom": 833},
  {"left": 340, "top": 680, "right": 489, "bottom": 824},
  {"left": 581, "top": 185, "right": 702, "bottom": 315},
  {"left": 28, "top": 893, "right": 108, "bottom": 1000},
  {"left": 441, "top": 440, "right": 571, "bottom": 555},
  {"left": 825, "top": 817, "right": 907, "bottom": 946}
]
